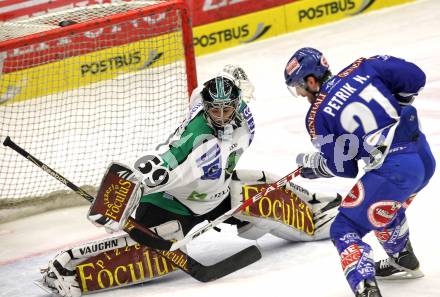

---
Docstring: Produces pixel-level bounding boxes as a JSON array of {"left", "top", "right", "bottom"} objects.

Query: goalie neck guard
[{"left": 201, "top": 75, "right": 241, "bottom": 129}]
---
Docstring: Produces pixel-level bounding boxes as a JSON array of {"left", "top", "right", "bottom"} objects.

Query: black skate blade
[{"left": 377, "top": 268, "right": 424, "bottom": 280}]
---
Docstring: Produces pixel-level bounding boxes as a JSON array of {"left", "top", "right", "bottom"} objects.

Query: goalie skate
[
  {"left": 34, "top": 276, "right": 59, "bottom": 295},
  {"left": 35, "top": 252, "right": 81, "bottom": 297}
]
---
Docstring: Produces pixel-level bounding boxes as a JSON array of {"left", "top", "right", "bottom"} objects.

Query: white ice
[{"left": 1, "top": 0, "right": 440, "bottom": 296}]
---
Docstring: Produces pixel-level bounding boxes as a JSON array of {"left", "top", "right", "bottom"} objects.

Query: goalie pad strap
[{"left": 70, "top": 234, "right": 136, "bottom": 259}]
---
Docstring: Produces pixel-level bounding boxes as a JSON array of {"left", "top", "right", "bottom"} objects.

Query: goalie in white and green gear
[{"left": 130, "top": 72, "right": 255, "bottom": 240}]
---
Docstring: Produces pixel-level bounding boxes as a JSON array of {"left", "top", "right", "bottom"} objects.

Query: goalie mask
[{"left": 201, "top": 75, "right": 241, "bottom": 128}]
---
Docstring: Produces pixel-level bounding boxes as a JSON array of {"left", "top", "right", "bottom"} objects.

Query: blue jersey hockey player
[{"left": 284, "top": 48, "right": 436, "bottom": 297}]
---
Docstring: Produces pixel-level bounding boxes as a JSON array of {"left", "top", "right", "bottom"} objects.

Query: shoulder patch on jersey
[
  {"left": 197, "top": 143, "right": 222, "bottom": 180},
  {"left": 238, "top": 101, "right": 255, "bottom": 145},
  {"left": 188, "top": 100, "right": 204, "bottom": 120},
  {"left": 337, "top": 57, "right": 366, "bottom": 78}
]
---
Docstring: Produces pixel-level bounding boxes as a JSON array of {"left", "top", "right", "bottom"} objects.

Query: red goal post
[{"left": 0, "top": 0, "right": 197, "bottom": 222}]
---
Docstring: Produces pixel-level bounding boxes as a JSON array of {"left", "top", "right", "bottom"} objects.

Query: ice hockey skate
[
  {"left": 36, "top": 251, "right": 81, "bottom": 297},
  {"left": 375, "top": 240, "right": 424, "bottom": 280},
  {"left": 355, "top": 279, "right": 382, "bottom": 297}
]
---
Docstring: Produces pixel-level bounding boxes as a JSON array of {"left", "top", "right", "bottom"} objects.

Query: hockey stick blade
[
  {"left": 189, "top": 245, "right": 262, "bottom": 282},
  {"left": 170, "top": 167, "right": 302, "bottom": 251},
  {"left": 4, "top": 137, "right": 261, "bottom": 282}
]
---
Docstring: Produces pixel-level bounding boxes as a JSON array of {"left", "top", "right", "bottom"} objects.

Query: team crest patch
[
  {"left": 197, "top": 144, "right": 222, "bottom": 180},
  {"left": 341, "top": 181, "right": 365, "bottom": 208},
  {"left": 286, "top": 58, "right": 300, "bottom": 75},
  {"left": 368, "top": 200, "right": 401, "bottom": 228},
  {"left": 201, "top": 159, "right": 222, "bottom": 180}
]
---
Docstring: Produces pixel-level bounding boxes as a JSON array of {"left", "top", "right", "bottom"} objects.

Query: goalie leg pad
[
  {"left": 38, "top": 233, "right": 132, "bottom": 297},
  {"left": 75, "top": 223, "right": 182, "bottom": 293},
  {"left": 51, "top": 252, "right": 81, "bottom": 297},
  {"left": 37, "top": 231, "right": 184, "bottom": 296},
  {"left": 305, "top": 192, "right": 342, "bottom": 241},
  {"left": 75, "top": 240, "right": 179, "bottom": 293},
  {"left": 77, "top": 222, "right": 183, "bottom": 293},
  {"left": 230, "top": 169, "right": 315, "bottom": 241},
  {"left": 230, "top": 169, "right": 342, "bottom": 242}
]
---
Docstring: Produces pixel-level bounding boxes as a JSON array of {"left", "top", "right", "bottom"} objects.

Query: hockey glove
[
  {"left": 223, "top": 64, "right": 255, "bottom": 103},
  {"left": 395, "top": 93, "right": 416, "bottom": 106},
  {"left": 296, "top": 152, "right": 334, "bottom": 179}
]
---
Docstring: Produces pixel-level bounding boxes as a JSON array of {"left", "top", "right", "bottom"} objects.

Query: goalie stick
[
  {"left": 170, "top": 166, "right": 303, "bottom": 251},
  {"left": 3, "top": 136, "right": 261, "bottom": 282}
]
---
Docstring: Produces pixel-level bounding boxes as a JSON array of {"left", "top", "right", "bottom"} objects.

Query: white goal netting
[{"left": 0, "top": 0, "right": 197, "bottom": 222}]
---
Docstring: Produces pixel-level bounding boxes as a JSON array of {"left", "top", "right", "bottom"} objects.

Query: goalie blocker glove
[
  {"left": 296, "top": 152, "right": 333, "bottom": 179},
  {"left": 87, "top": 163, "right": 143, "bottom": 233}
]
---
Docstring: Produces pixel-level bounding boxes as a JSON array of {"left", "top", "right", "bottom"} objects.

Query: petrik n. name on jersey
[{"left": 306, "top": 55, "right": 425, "bottom": 178}]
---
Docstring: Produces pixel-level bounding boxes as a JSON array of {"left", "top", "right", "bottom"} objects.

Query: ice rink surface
[{"left": 1, "top": 0, "right": 440, "bottom": 296}]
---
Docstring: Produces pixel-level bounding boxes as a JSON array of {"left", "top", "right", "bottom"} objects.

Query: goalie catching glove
[{"left": 223, "top": 64, "right": 255, "bottom": 103}]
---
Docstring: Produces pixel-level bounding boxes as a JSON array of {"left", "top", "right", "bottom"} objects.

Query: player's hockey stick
[
  {"left": 3, "top": 136, "right": 261, "bottom": 282},
  {"left": 170, "top": 166, "right": 303, "bottom": 251}
]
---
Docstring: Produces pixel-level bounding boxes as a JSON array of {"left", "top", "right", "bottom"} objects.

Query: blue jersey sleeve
[
  {"left": 313, "top": 114, "right": 359, "bottom": 178},
  {"left": 369, "top": 55, "right": 426, "bottom": 99}
]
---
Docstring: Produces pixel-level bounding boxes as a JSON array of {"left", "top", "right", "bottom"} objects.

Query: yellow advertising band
[{"left": 193, "top": 0, "right": 415, "bottom": 56}]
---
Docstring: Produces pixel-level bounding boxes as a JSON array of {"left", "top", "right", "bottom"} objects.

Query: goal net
[{"left": 0, "top": 0, "right": 197, "bottom": 222}]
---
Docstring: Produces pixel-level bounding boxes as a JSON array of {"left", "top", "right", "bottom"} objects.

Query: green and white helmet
[{"left": 200, "top": 74, "right": 241, "bottom": 128}]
